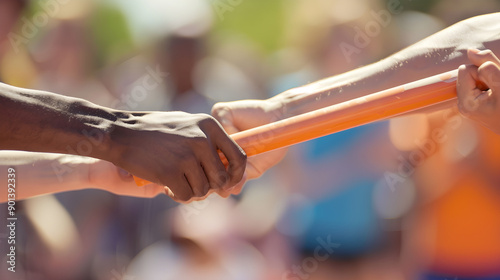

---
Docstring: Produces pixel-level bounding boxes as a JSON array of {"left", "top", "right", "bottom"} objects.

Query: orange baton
[{"left": 134, "top": 70, "right": 458, "bottom": 186}]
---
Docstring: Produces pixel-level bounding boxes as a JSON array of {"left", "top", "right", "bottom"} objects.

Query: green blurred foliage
[
  {"left": 386, "top": 0, "right": 438, "bottom": 13},
  {"left": 211, "top": 0, "right": 286, "bottom": 53},
  {"left": 25, "top": 1, "right": 134, "bottom": 68},
  {"left": 89, "top": 4, "right": 134, "bottom": 67}
]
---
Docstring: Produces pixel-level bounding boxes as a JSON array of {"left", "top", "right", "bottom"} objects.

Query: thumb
[{"left": 212, "top": 102, "right": 240, "bottom": 134}]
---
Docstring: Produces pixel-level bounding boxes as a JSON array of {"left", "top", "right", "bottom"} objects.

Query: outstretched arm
[
  {"left": 0, "top": 151, "right": 164, "bottom": 203},
  {"left": 0, "top": 82, "right": 247, "bottom": 203},
  {"left": 270, "top": 13, "right": 500, "bottom": 117},
  {"left": 212, "top": 12, "right": 500, "bottom": 188}
]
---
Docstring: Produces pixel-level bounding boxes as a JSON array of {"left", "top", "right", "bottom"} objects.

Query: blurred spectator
[
  {"left": 157, "top": 34, "right": 212, "bottom": 113},
  {"left": 32, "top": 19, "right": 116, "bottom": 106},
  {"left": 2, "top": 0, "right": 500, "bottom": 279},
  {"left": 0, "top": 0, "right": 28, "bottom": 84}
]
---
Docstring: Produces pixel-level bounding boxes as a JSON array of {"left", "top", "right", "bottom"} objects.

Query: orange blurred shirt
[{"left": 414, "top": 121, "right": 500, "bottom": 276}]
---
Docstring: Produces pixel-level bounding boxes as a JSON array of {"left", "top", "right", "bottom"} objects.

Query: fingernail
[
  {"left": 477, "top": 49, "right": 492, "bottom": 55},
  {"left": 165, "top": 187, "right": 174, "bottom": 197},
  {"left": 219, "top": 174, "right": 228, "bottom": 186}
]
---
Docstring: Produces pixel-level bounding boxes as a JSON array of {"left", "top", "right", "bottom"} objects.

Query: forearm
[
  {"left": 272, "top": 13, "right": 500, "bottom": 117},
  {"left": 0, "top": 83, "right": 122, "bottom": 161},
  {"left": 0, "top": 151, "right": 97, "bottom": 202}
]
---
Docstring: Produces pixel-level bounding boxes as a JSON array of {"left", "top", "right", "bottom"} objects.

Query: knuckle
[
  {"left": 203, "top": 181, "right": 211, "bottom": 194},
  {"left": 211, "top": 103, "right": 229, "bottom": 116},
  {"left": 229, "top": 162, "right": 245, "bottom": 181},
  {"left": 197, "top": 114, "right": 218, "bottom": 128},
  {"left": 211, "top": 103, "right": 234, "bottom": 124},
  {"left": 238, "top": 150, "right": 247, "bottom": 162},
  {"left": 211, "top": 170, "right": 229, "bottom": 188},
  {"left": 173, "top": 193, "right": 189, "bottom": 203},
  {"left": 192, "top": 192, "right": 203, "bottom": 199},
  {"left": 480, "top": 61, "right": 497, "bottom": 73},
  {"left": 230, "top": 150, "right": 247, "bottom": 168},
  {"left": 175, "top": 192, "right": 192, "bottom": 203},
  {"left": 198, "top": 113, "right": 215, "bottom": 121},
  {"left": 458, "top": 99, "right": 478, "bottom": 116},
  {"left": 457, "top": 64, "right": 473, "bottom": 78},
  {"left": 192, "top": 183, "right": 209, "bottom": 198},
  {"left": 201, "top": 182, "right": 211, "bottom": 196},
  {"left": 234, "top": 165, "right": 245, "bottom": 179},
  {"left": 464, "top": 64, "right": 478, "bottom": 72},
  {"left": 210, "top": 181, "right": 222, "bottom": 190}
]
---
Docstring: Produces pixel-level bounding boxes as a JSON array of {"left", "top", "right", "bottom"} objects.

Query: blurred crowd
[{"left": 1, "top": 0, "right": 500, "bottom": 279}]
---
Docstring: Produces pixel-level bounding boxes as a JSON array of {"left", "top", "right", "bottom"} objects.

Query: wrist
[
  {"left": 268, "top": 60, "right": 396, "bottom": 117},
  {"left": 265, "top": 95, "right": 290, "bottom": 120},
  {"left": 57, "top": 155, "right": 99, "bottom": 192},
  {"left": 0, "top": 83, "right": 123, "bottom": 160},
  {"left": 52, "top": 99, "right": 124, "bottom": 163},
  {"left": 269, "top": 85, "right": 337, "bottom": 118},
  {"left": 89, "top": 109, "right": 132, "bottom": 163}
]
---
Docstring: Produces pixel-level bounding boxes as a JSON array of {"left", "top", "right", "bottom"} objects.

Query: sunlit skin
[
  {"left": 0, "top": 83, "right": 247, "bottom": 203},
  {"left": 2, "top": 13, "right": 500, "bottom": 204},
  {"left": 457, "top": 48, "right": 500, "bottom": 134},
  {"left": 212, "top": 13, "right": 500, "bottom": 190},
  {"left": 0, "top": 152, "right": 165, "bottom": 203}
]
